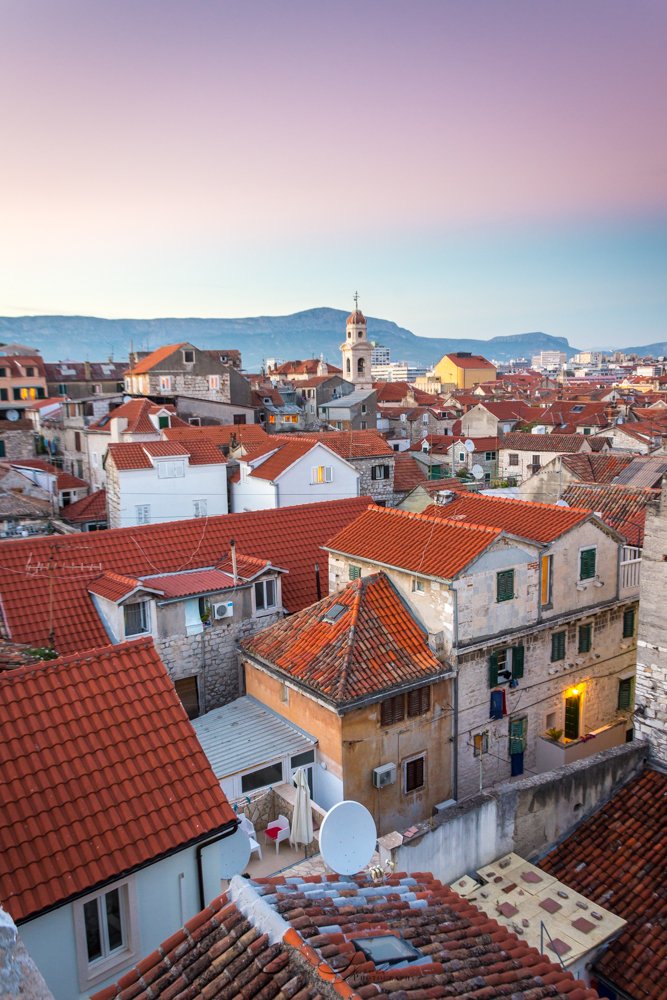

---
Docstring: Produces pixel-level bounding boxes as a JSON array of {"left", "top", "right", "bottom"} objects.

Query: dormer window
[
  {"left": 157, "top": 460, "right": 185, "bottom": 478},
  {"left": 183, "top": 349, "right": 195, "bottom": 364},
  {"left": 254, "top": 578, "right": 277, "bottom": 612},
  {"left": 124, "top": 601, "right": 149, "bottom": 637}
]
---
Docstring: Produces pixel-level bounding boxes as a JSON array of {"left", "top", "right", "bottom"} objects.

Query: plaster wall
[
  {"left": 635, "top": 493, "right": 667, "bottom": 764},
  {"left": 108, "top": 461, "right": 227, "bottom": 528}
]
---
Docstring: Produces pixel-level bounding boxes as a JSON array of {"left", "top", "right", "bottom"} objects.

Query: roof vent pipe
[{"left": 230, "top": 538, "right": 237, "bottom": 586}]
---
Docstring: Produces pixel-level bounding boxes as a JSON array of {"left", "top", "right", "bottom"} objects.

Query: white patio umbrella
[{"left": 290, "top": 767, "right": 313, "bottom": 851}]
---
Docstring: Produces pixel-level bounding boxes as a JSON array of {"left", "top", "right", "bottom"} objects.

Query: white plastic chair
[
  {"left": 264, "top": 814, "right": 290, "bottom": 854},
  {"left": 239, "top": 814, "right": 262, "bottom": 861}
]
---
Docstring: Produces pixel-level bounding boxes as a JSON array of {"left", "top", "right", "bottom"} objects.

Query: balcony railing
[{"left": 620, "top": 545, "right": 641, "bottom": 593}]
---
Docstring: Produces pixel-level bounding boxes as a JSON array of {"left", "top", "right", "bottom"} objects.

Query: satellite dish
[
  {"left": 464, "top": 438, "right": 475, "bottom": 453},
  {"left": 471, "top": 464, "right": 484, "bottom": 480},
  {"left": 319, "top": 800, "right": 377, "bottom": 875},
  {"left": 6, "top": 409, "right": 19, "bottom": 422},
  {"left": 219, "top": 827, "right": 252, "bottom": 879},
  {"left": 555, "top": 499, "right": 569, "bottom": 507}
]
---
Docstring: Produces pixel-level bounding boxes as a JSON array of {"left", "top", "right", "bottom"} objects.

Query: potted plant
[{"left": 546, "top": 727, "right": 563, "bottom": 742}]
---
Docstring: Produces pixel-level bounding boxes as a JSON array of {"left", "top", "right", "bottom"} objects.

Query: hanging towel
[
  {"left": 490, "top": 690, "right": 504, "bottom": 720},
  {"left": 501, "top": 689, "right": 508, "bottom": 716}
]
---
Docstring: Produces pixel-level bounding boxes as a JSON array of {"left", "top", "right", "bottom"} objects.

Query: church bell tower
[{"left": 340, "top": 292, "right": 372, "bottom": 391}]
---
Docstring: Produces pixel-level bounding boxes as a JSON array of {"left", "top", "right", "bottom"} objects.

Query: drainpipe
[
  {"left": 196, "top": 821, "right": 238, "bottom": 909},
  {"left": 452, "top": 671, "right": 459, "bottom": 801}
]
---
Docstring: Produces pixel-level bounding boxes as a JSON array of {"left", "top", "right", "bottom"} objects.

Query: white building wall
[
  {"left": 111, "top": 462, "right": 227, "bottom": 528},
  {"left": 232, "top": 446, "right": 359, "bottom": 512},
  {"left": 17, "top": 840, "right": 227, "bottom": 1000},
  {"left": 232, "top": 472, "right": 278, "bottom": 511}
]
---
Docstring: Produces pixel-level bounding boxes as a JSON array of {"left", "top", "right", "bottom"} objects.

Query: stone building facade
[
  {"left": 0, "top": 420, "right": 35, "bottom": 461},
  {"left": 634, "top": 486, "right": 667, "bottom": 765}
]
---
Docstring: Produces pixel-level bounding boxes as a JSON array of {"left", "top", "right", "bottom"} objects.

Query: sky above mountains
[{"left": 1, "top": 0, "right": 665, "bottom": 350}]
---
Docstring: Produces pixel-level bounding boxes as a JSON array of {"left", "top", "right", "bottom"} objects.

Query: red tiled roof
[
  {"left": 292, "top": 430, "right": 394, "bottom": 458},
  {"left": 0, "top": 638, "right": 236, "bottom": 923},
  {"left": 561, "top": 453, "right": 634, "bottom": 483},
  {"left": 163, "top": 423, "right": 271, "bottom": 448},
  {"left": 248, "top": 440, "right": 320, "bottom": 480},
  {"left": 501, "top": 432, "right": 589, "bottom": 452},
  {"left": 540, "top": 767, "right": 666, "bottom": 1000},
  {"left": 393, "top": 453, "right": 428, "bottom": 492},
  {"left": 561, "top": 484, "right": 658, "bottom": 547},
  {"left": 10, "top": 459, "right": 89, "bottom": 490},
  {"left": 125, "top": 343, "right": 188, "bottom": 375},
  {"left": 141, "top": 568, "right": 241, "bottom": 599},
  {"left": 326, "top": 505, "right": 500, "bottom": 579},
  {"left": 445, "top": 353, "right": 495, "bottom": 369},
  {"left": 107, "top": 439, "right": 225, "bottom": 471},
  {"left": 89, "top": 399, "right": 179, "bottom": 434},
  {"left": 88, "top": 571, "right": 153, "bottom": 602},
  {"left": 61, "top": 488, "right": 107, "bottom": 523},
  {"left": 476, "top": 400, "right": 537, "bottom": 420},
  {"left": 96, "top": 872, "right": 598, "bottom": 1000},
  {"left": 424, "top": 493, "right": 592, "bottom": 543},
  {"left": 242, "top": 572, "right": 443, "bottom": 706},
  {"left": 270, "top": 359, "right": 342, "bottom": 376},
  {"left": 374, "top": 381, "right": 413, "bottom": 403},
  {"left": 0, "top": 496, "right": 371, "bottom": 654}
]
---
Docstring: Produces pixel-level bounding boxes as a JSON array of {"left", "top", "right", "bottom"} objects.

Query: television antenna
[
  {"left": 464, "top": 439, "right": 475, "bottom": 452},
  {"left": 319, "top": 800, "right": 377, "bottom": 875},
  {"left": 219, "top": 827, "right": 252, "bottom": 879},
  {"left": 471, "top": 464, "right": 484, "bottom": 480}
]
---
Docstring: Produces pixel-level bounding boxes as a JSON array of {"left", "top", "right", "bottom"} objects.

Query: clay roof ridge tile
[{"left": 332, "top": 578, "right": 364, "bottom": 701}]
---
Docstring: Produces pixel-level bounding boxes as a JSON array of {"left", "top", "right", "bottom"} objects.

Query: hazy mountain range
[{"left": 0, "top": 308, "right": 636, "bottom": 370}]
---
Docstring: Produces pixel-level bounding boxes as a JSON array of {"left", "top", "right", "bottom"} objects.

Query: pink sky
[{"left": 1, "top": 1, "right": 665, "bottom": 346}]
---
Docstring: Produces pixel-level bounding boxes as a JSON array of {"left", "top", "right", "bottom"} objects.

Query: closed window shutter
[
  {"left": 580, "top": 548, "right": 596, "bottom": 580},
  {"left": 551, "top": 631, "right": 566, "bottom": 661},
  {"left": 497, "top": 570, "right": 514, "bottom": 602},
  {"left": 512, "top": 645, "right": 524, "bottom": 679},
  {"left": 407, "top": 686, "right": 430, "bottom": 717},
  {"left": 381, "top": 695, "right": 404, "bottom": 726},
  {"left": 405, "top": 756, "right": 424, "bottom": 791},
  {"left": 509, "top": 717, "right": 527, "bottom": 755},
  {"left": 578, "top": 624, "right": 592, "bottom": 653},
  {"left": 618, "top": 678, "right": 633, "bottom": 710},
  {"left": 623, "top": 608, "right": 635, "bottom": 638},
  {"left": 489, "top": 651, "right": 499, "bottom": 687}
]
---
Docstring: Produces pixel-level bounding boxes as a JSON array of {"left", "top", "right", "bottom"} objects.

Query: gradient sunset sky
[{"left": 1, "top": 0, "right": 665, "bottom": 349}]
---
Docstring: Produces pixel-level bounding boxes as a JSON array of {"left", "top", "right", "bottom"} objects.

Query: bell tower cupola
[{"left": 341, "top": 291, "right": 372, "bottom": 391}]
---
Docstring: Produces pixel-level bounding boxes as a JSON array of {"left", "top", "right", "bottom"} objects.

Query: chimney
[{"left": 435, "top": 490, "right": 455, "bottom": 505}]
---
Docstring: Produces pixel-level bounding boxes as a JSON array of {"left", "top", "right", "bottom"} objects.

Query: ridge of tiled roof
[
  {"left": 291, "top": 430, "right": 394, "bottom": 458},
  {"left": 0, "top": 638, "right": 236, "bottom": 924},
  {"left": 125, "top": 343, "right": 188, "bottom": 375},
  {"left": 325, "top": 504, "right": 501, "bottom": 580},
  {"left": 392, "top": 453, "right": 429, "bottom": 492},
  {"left": 107, "top": 438, "right": 225, "bottom": 470},
  {"left": 0, "top": 496, "right": 371, "bottom": 654},
  {"left": 423, "top": 492, "right": 592, "bottom": 543},
  {"left": 242, "top": 572, "right": 443, "bottom": 706},
  {"left": 61, "top": 488, "right": 106, "bottom": 522},
  {"left": 163, "top": 423, "right": 271, "bottom": 447},
  {"left": 88, "top": 398, "right": 177, "bottom": 433},
  {"left": 501, "top": 432, "right": 589, "bottom": 452},
  {"left": 88, "top": 570, "right": 150, "bottom": 602},
  {"left": 248, "top": 439, "right": 322, "bottom": 480},
  {"left": 560, "top": 483, "right": 658, "bottom": 547},
  {"left": 445, "top": 352, "right": 495, "bottom": 369},
  {"left": 540, "top": 767, "right": 666, "bottom": 1000}
]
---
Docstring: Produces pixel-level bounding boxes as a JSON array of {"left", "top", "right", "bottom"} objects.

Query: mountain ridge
[{"left": 0, "top": 309, "right": 581, "bottom": 369}]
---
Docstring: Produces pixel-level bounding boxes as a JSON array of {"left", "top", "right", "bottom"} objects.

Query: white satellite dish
[
  {"left": 319, "top": 800, "right": 377, "bottom": 875},
  {"left": 219, "top": 827, "right": 252, "bottom": 879},
  {"left": 471, "top": 464, "right": 484, "bottom": 480},
  {"left": 6, "top": 409, "right": 19, "bottom": 422},
  {"left": 464, "top": 438, "right": 475, "bottom": 453}
]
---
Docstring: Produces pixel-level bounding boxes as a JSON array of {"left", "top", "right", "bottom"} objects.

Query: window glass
[
  {"left": 241, "top": 761, "right": 283, "bottom": 792},
  {"left": 564, "top": 693, "right": 581, "bottom": 740},
  {"left": 290, "top": 750, "right": 315, "bottom": 768},
  {"left": 124, "top": 603, "right": 148, "bottom": 636},
  {"left": 84, "top": 899, "right": 102, "bottom": 962}
]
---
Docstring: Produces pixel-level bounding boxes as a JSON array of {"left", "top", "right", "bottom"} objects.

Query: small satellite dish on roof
[
  {"left": 6, "top": 409, "right": 19, "bottom": 422},
  {"left": 555, "top": 499, "right": 569, "bottom": 507},
  {"left": 219, "top": 827, "right": 252, "bottom": 879},
  {"left": 471, "top": 464, "right": 484, "bottom": 480},
  {"left": 319, "top": 800, "right": 377, "bottom": 875},
  {"left": 464, "top": 438, "right": 475, "bottom": 452}
]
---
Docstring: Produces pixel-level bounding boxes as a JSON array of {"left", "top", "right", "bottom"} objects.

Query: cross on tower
[{"left": 353, "top": 290, "right": 359, "bottom": 311}]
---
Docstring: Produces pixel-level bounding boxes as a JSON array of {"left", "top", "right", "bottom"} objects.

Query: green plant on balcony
[{"left": 546, "top": 727, "right": 563, "bottom": 742}]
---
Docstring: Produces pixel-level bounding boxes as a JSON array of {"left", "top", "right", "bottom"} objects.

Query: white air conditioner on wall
[
  {"left": 213, "top": 601, "right": 234, "bottom": 620},
  {"left": 372, "top": 762, "right": 397, "bottom": 788}
]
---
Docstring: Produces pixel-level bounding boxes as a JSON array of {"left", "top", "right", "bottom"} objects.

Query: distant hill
[
  {"left": 0, "top": 309, "right": 579, "bottom": 370},
  {"left": 617, "top": 341, "right": 667, "bottom": 358}
]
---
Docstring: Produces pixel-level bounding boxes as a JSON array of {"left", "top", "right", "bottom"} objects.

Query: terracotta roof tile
[
  {"left": 0, "top": 496, "right": 371, "bottom": 654},
  {"left": 501, "top": 432, "right": 589, "bottom": 452},
  {"left": 560, "top": 453, "right": 634, "bottom": 483},
  {"left": 125, "top": 344, "right": 188, "bottom": 375},
  {"left": 62, "top": 488, "right": 107, "bottom": 523},
  {"left": 0, "top": 638, "right": 236, "bottom": 924},
  {"left": 445, "top": 353, "right": 496, "bottom": 370},
  {"left": 291, "top": 431, "right": 394, "bottom": 459},
  {"left": 9, "top": 459, "right": 89, "bottom": 490},
  {"left": 249, "top": 440, "right": 322, "bottom": 480},
  {"left": 242, "top": 572, "right": 443, "bottom": 705},
  {"left": 107, "top": 439, "right": 225, "bottom": 471},
  {"left": 163, "top": 423, "right": 271, "bottom": 448},
  {"left": 325, "top": 505, "right": 500, "bottom": 580},
  {"left": 392, "top": 454, "right": 428, "bottom": 492},
  {"left": 540, "top": 767, "right": 667, "bottom": 1000},
  {"left": 423, "top": 492, "right": 592, "bottom": 543},
  {"left": 561, "top": 484, "right": 658, "bottom": 546}
]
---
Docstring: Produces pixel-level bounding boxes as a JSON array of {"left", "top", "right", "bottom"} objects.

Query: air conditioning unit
[
  {"left": 213, "top": 601, "right": 234, "bottom": 620},
  {"left": 372, "top": 763, "right": 396, "bottom": 788}
]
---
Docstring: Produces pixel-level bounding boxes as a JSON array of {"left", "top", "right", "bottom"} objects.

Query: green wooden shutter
[
  {"left": 509, "top": 717, "right": 527, "bottom": 755},
  {"left": 623, "top": 608, "right": 635, "bottom": 638},
  {"left": 618, "top": 678, "right": 633, "bottom": 710},
  {"left": 578, "top": 624, "right": 592, "bottom": 654},
  {"left": 497, "top": 569, "right": 514, "bottom": 603},
  {"left": 579, "top": 548, "right": 596, "bottom": 580},
  {"left": 489, "top": 651, "right": 499, "bottom": 687},
  {"left": 512, "top": 645, "right": 525, "bottom": 679}
]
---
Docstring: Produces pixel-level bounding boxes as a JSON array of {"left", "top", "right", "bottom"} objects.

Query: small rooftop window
[
  {"left": 322, "top": 603, "right": 348, "bottom": 624},
  {"left": 352, "top": 935, "right": 422, "bottom": 966}
]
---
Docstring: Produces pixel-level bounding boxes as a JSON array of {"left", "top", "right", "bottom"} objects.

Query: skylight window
[
  {"left": 352, "top": 935, "right": 422, "bottom": 966},
  {"left": 322, "top": 603, "right": 348, "bottom": 624}
]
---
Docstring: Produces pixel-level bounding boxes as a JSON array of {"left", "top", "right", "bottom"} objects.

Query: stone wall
[
  {"left": 352, "top": 456, "right": 395, "bottom": 504},
  {"left": 158, "top": 609, "right": 283, "bottom": 711},
  {"left": 0, "top": 423, "right": 34, "bottom": 461},
  {"left": 381, "top": 741, "right": 647, "bottom": 884},
  {"left": 635, "top": 490, "right": 667, "bottom": 765}
]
